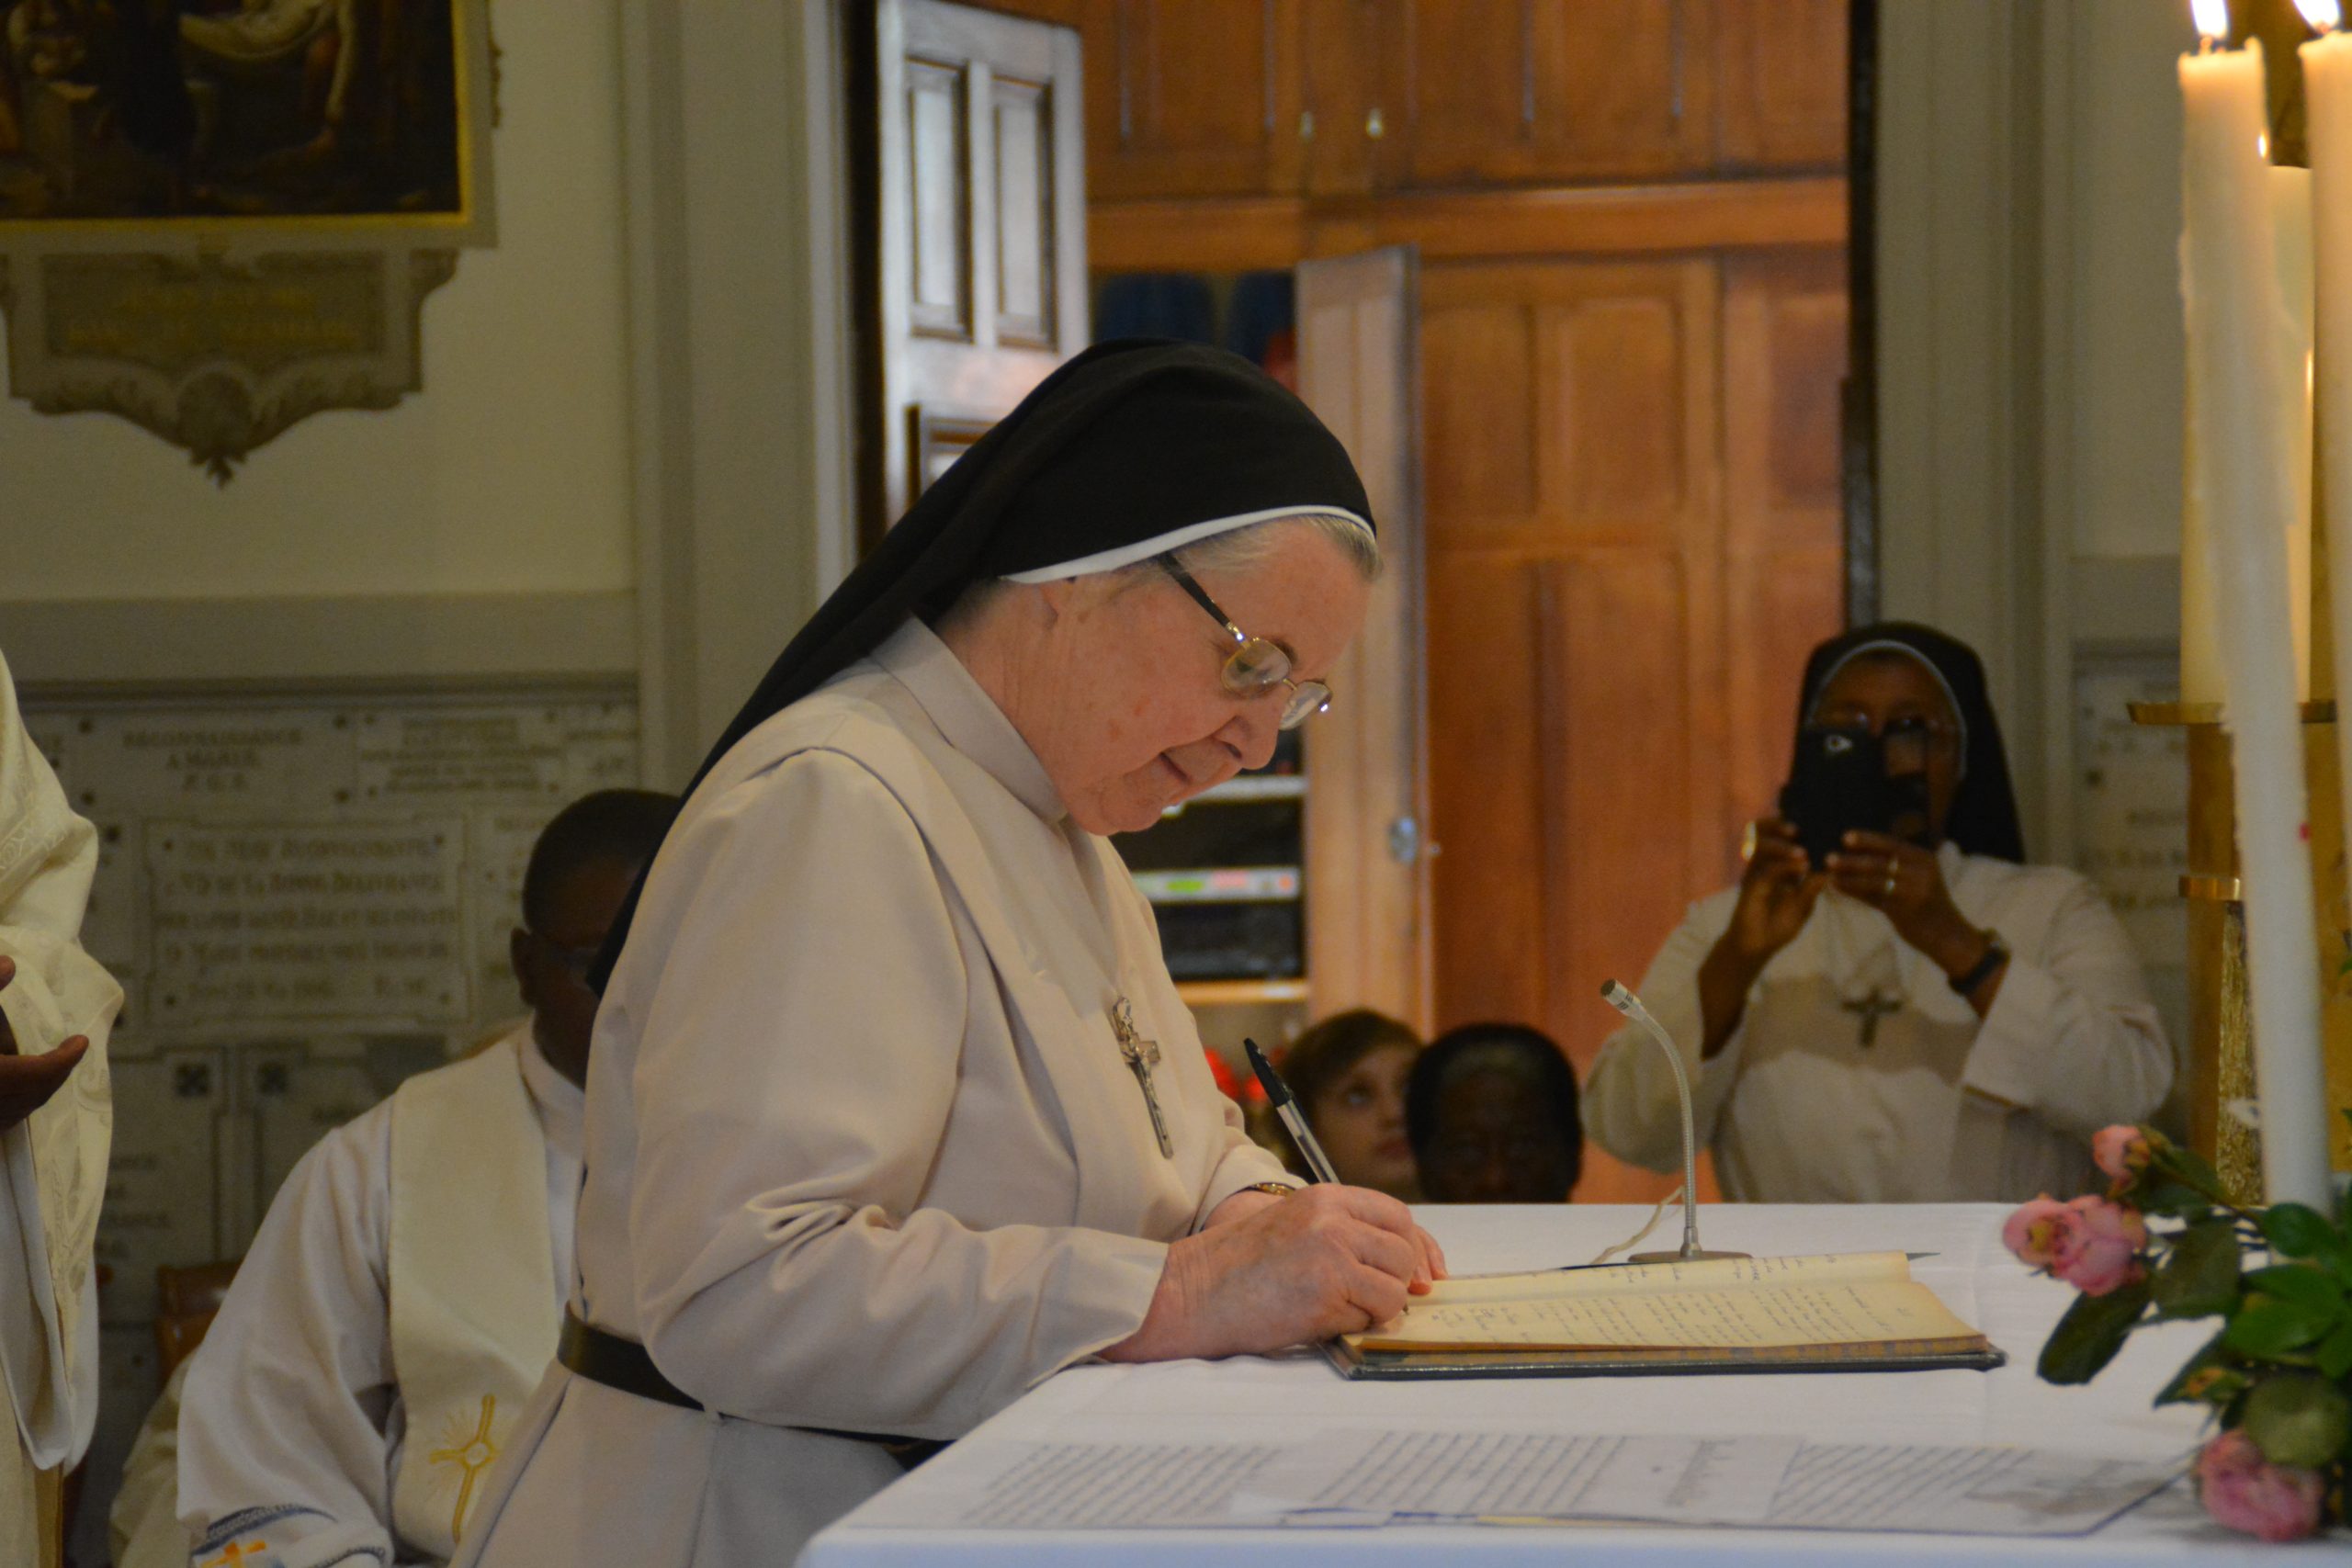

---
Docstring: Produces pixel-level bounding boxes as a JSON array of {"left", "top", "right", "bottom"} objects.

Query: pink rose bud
[
  {"left": 2197, "top": 1429, "right": 2325, "bottom": 1543},
  {"left": 2002, "top": 1194, "right": 2072, "bottom": 1269},
  {"left": 2048, "top": 1195, "right": 2147, "bottom": 1297},
  {"left": 2091, "top": 1124, "right": 2154, "bottom": 1182}
]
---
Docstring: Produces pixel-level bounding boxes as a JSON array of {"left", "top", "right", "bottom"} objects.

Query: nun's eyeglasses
[{"left": 1157, "top": 557, "right": 1332, "bottom": 728}]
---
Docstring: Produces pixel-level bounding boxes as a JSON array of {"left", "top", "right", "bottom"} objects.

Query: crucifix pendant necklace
[
  {"left": 1111, "top": 997, "right": 1174, "bottom": 1158},
  {"left": 1841, "top": 988, "right": 1902, "bottom": 1048}
]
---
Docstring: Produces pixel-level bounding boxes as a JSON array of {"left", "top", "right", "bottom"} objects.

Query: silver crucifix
[{"left": 1111, "top": 998, "right": 1173, "bottom": 1157}]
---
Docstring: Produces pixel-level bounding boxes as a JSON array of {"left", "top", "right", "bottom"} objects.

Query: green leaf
[
  {"left": 2317, "top": 1319, "right": 2352, "bottom": 1381},
  {"left": 2136, "top": 1182, "right": 2214, "bottom": 1220},
  {"left": 2244, "top": 1263, "right": 2346, "bottom": 1314},
  {"left": 2038, "top": 1279, "right": 2153, "bottom": 1385},
  {"left": 2155, "top": 1143, "right": 2226, "bottom": 1197},
  {"left": 2154, "top": 1328, "right": 2242, "bottom": 1406},
  {"left": 2153, "top": 1222, "right": 2243, "bottom": 1319},
  {"left": 2221, "top": 1299, "right": 2339, "bottom": 1358},
  {"left": 2261, "top": 1202, "right": 2340, "bottom": 1260},
  {"left": 2242, "top": 1374, "right": 2352, "bottom": 1468}
]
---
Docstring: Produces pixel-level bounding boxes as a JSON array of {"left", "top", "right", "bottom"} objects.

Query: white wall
[
  {"left": 1877, "top": 0, "right": 2192, "bottom": 862},
  {"left": 1, "top": 0, "right": 635, "bottom": 604}
]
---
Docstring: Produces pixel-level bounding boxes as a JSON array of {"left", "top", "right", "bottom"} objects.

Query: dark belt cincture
[{"left": 557, "top": 1311, "right": 949, "bottom": 1472}]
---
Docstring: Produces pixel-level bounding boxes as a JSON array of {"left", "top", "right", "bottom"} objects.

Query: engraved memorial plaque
[{"left": 148, "top": 819, "right": 469, "bottom": 1025}]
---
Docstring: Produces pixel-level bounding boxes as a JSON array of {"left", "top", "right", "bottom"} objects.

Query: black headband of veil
[
  {"left": 592, "top": 339, "right": 1375, "bottom": 989},
  {"left": 1794, "top": 621, "right": 2026, "bottom": 863}
]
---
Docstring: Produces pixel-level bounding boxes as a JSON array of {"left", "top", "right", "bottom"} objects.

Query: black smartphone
[{"left": 1778, "top": 725, "right": 1896, "bottom": 868}]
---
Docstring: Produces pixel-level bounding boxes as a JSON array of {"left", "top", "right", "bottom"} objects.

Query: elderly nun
[
  {"left": 1584, "top": 623, "right": 2171, "bottom": 1205},
  {"left": 450, "top": 342, "right": 1444, "bottom": 1568}
]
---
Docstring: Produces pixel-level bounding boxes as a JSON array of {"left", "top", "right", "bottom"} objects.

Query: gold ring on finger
[
  {"left": 1741, "top": 823, "right": 1758, "bottom": 863},
  {"left": 1883, "top": 869, "right": 1898, "bottom": 897}
]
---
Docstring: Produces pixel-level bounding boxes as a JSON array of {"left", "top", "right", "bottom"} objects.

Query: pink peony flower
[
  {"left": 2047, "top": 1195, "right": 2148, "bottom": 1297},
  {"left": 2197, "top": 1429, "right": 2325, "bottom": 1542},
  {"left": 2002, "top": 1194, "right": 2071, "bottom": 1268},
  {"left": 2091, "top": 1124, "right": 2154, "bottom": 1182}
]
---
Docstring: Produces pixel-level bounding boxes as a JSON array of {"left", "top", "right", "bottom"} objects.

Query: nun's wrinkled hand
[
  {"left": 1824, "top": 831, "right": 1984, "bottom": 976},
  {"left": 1100, "top": 1185, "right": 1442, "bottom": 1362}
]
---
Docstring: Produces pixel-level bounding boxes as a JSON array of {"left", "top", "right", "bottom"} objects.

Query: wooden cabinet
[
  {"left": 1058, "top": 0, "right": 1844, "bottom": 201},
  {"left": 1377, "top": 0, "right": 1712, "bottom": 188},
  {"left": 1713, "top": 0, "right": 1847, "bottom": 169},
  {"left": 1080, "top": 0, "right": 1305, "bottom": 199}
]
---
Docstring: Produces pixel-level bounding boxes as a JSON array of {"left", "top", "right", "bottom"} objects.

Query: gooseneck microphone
[{"left": 1599, "top": 979, "right": 1748, "bottom": 1265}]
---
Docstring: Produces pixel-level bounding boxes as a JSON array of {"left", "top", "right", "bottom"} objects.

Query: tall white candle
[
  {"left": 2182, "top": 168, "right": 2315, "bottom": 706},
  {"left": 2275, "top": 168, "right": 2316, "bottom": 705},
  {"left": 2306, "top": 1, "right": 2352, "bottom": 1180},
  {"left": 2180, "top": 26, "right": 2335, "bottom": 1210}
]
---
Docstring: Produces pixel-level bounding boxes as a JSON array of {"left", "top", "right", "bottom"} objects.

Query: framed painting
[{"left": 0, "top": 0, "right": 493, "bottom": 245}]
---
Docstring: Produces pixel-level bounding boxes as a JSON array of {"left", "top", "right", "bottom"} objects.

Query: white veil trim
[{"left": 1000, "top": 505, "right": 1373, "bottom": 583}]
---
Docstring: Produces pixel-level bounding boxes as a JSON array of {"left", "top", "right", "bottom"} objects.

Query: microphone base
[{"left": 1625, "top": 1248, "right": 1753, "bottom": 1265}]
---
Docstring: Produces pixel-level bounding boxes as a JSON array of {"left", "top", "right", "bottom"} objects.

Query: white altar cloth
[{"left": 806, "top": 1203, "right": 2352, "bottom": 1565}]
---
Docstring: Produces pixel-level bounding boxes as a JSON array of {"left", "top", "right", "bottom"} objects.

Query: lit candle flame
[
  {"left": 2295, "top": 0, "right": 2341, "bottom": 31},
  {"left": 2192, "top": 0, "right": 2233, "bottom": 42}
]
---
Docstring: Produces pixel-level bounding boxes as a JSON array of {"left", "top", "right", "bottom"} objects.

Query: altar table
[{"left": 805, "top": 1202, "right": 2350, "bottom": 1565}]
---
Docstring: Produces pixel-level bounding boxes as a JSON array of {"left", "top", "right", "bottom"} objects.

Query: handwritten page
[
  {"left": 848, "top": 1429, "right": 2183, "bottom": 1539},
  {"left": 1349, "top": 1278, "right": 1982, "bottom": 1353},
  {"left": 1430, "top": 1250, "right": 1914, "bottom": 1306}
]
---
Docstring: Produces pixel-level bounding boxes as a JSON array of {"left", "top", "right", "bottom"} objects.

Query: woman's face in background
[{"left": 1306, "top": 1043, "right": 1419, "bottom": 1200}]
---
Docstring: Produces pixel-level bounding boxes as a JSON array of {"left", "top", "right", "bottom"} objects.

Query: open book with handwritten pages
[{"left": 1329, "top": 1251, "right": 2006, "bottom": 1381}]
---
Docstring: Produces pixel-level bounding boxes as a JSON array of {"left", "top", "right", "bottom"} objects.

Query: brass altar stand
[{"left": 2131, "top": 354, "right": 2350, "bottom": 1200}]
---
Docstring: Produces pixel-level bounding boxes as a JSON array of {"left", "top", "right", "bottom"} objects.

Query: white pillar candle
[
  {"left": 2276, "top": 168, "right": 2316, "bottom": 705},
  {"left": 2180, "top": 27, "right": 2335, "bottom": 1210},
  {"left": 2183, "top": 175, "right": 2314, "bottom": 707}
]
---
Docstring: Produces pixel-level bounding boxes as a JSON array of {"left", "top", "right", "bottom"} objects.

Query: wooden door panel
[
  {"left": 1423, "top": 298, "right": 1538, "bottom": 527},
  {"left": 872, "top": 1, "right": 1086, "bottom": 541},
  {"left": 1539, "top": 292, "right": 1690, "bottom": 525},
  {"left": 1427, "top": 553, "right": 1550, "bottom": 1033},
  {"left": 1537, "top": 550, "right": 1692, "bottom": 1070},
  {"left": 991, "top": 73, "right": 1058, "bottom": 344},
  {"left": 1722, "top": 247, "right": 1848, "bottom": 863},
  {"left": 1082, "top": 0, "right": 1302, "bottom": 198},
  {"left": 1385, "top": 0, "right": 1711, "bottom": 187},
  {"left": 1297, "top": 247, "right": 1433, "bottom": 1034},
  {"left": 1423, "top": 260, "right": 1715, "bottom": 550},
  {"left": 1713, "top": 0, "right": 1847, "bottom": 171},
  {"left": 906, "top": 59, "right": 973, "bottom": 338}
]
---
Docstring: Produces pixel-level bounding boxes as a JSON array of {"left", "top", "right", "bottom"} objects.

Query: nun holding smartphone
[{"left": 1583, "top": 624, "right": 2172, "bottom": 1204}]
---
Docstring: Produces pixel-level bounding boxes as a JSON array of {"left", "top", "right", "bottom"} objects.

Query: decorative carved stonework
[
  {"left": 0, "top": 249, "right": 457, "bottom": 482},
  {"left": 0, "top": 0, "right": 495, "bottom": 480}
]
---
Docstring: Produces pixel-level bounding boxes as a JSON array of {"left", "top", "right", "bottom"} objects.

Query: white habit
[
  {"left": 125, "top": 1025, "right": 582, "bottom": 1568},
  {"left": 1583, "top": 843, "right": 2172, "bottom": 1201},
  {"left": 456, "top": 620, "right": 1289, "bottom": 1568},
  {"left": 0, "top": 649, "right": 118, "bottom": 1568}
]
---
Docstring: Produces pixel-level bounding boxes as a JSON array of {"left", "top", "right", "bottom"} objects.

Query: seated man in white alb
[
  {"left": 1583, "top": 624, "right": 2171, "bottom": 1203},
  {"left": 109, "top": 788, "right": 674, "bottom": 1568}
]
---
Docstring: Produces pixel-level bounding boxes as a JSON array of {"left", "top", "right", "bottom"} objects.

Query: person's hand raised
[
  {"left": 0, "top": 955, "right": 87, "bottom": 1135},
  {"left": 1102, "top": 1185, "right": 1444, "bottom": 1362},
  {"left": 1824, "top": 830, "right": 1991, "bottom": 983},
  {"left": 1721, "top": 817, "right": 1826, "bottom": 970}
]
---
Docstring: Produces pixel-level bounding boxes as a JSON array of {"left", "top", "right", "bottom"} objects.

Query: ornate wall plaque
[{"left": 0, "top": 0, "right": 496, "bottom": 480}]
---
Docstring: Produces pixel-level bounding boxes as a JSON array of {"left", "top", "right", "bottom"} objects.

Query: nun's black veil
[
  {"left": 1794, "top": 621, "right": 2028, "bottom": 863},
  {"left": 592, "top": 339, "right": 1374, "bottom": 989}
]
